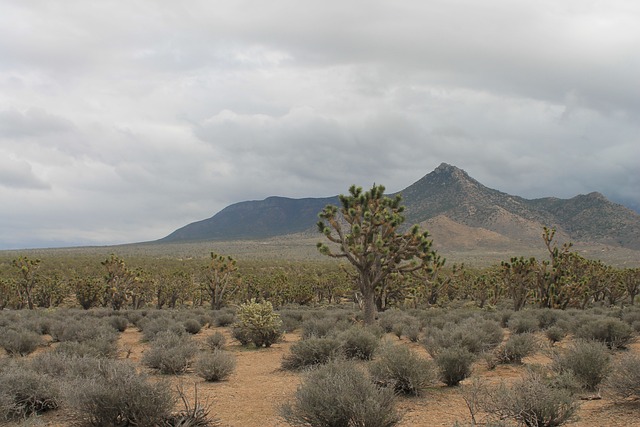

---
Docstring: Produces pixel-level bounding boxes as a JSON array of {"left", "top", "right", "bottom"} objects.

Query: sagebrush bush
[
  {"left": 195, "top": 350, "right": 236, "bottom": 382},
  {"left": 233, "top": 299, "right": 282, "bottom": 348},
  {"left": 64, "top": 359, "right": 173, "bottom": 426},
  {"left": 301, "top": 317, "right": 349, "bottom": 339},
  {"left": 424, "top": 318, "right": 502, "bottom": 357},
  {"left": 0, "top": 327, "right": 43, "bottom": 356},
  {"left": 338, "top": 326, "right": 379, "bottom": 360},
  {"left": 184, "top": 318, "right": 203, "bottom": 334},
  {"left": 575, "top": 316, "right": 635, "bottom": 349},
  {"left": 205, "top": 331, "right": 227, "bottom": 350},
  {"left": 507, "top": 311, "right": 539, "bottom": 334},
  {"left": 494, "top": 333, "right": 537, "bottom": 365},
  {"left": 0, "top": 363, "right": 59, "bottom": 420},
  {"left": 108, "top": 315, "right": 128, "bottom": 332},
  {"left": 213, "top": 308, "right": 236, "bottom": 327},
  {"left": 545, "top": 325, "right": 567, "bottom": 345},
  {"left": 369, "top": 343, "right": 437, "bottom": 396},
  {"left": 139, "top": 317, "right": 186, "bottom": 342},
  {"left": 606, "top": 353, "right": 640, "bottom": 401},
  {"left": 280, "top": 360, "right": 400, "bottom": 427},
  {"left": 552, "top": 340, "right": 610, "bottom": 391},
  {"left": 483, "top": 370, "right": 577, "bottom": 427},
  {"left": 282, "top": 336, "right": 342, "bottom": 370},
  {"left": 142, "top": 331, "right": 198, "bottom": 374},
  {"left": 50, "top": 317, "right": 118, "bottom": 344},
  {"left": 53, "top": 337, "right": 118, "bottom": 359},
  {"left": 434, "top": 346, "right": 475, "bottom": 386}
]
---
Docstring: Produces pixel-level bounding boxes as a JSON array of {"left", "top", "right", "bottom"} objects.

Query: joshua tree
[{"left": 317, "top": 184, "right": 433, "bottom": 324}]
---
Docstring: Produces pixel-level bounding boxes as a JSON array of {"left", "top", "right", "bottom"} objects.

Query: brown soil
[{"left": 8, "top": 328, "right": 640, "bottom": 427}]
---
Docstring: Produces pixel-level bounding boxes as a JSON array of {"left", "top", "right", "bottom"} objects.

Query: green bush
[
  {"left": 64, "top": 359, "right": 173, "bottom": 426},
  {"left": 142, "top": 331, "right": 198, "bottom": 374},
  {"left": 552, "top": 340, "right": 610, "bottom": 391},
  {"left": 494, "top": 333, "right": 537, "bottom": 365},
  {"left": 0, "top": 364, "right": 59, "bottom": 420},
  {"left": 53, "top": 337, "right": 118, "bottom": 359},
  {"left": 282, "top": 336, "right": 342, "bottom": 370},
  {"left": 195, "top": 350, "right": 236, "bottom": 382},
  {"left": 280, "top": 360, "right": 400, "bottom": 427},
  {"left": 434, "top": 346, "right": 475, "bottom": 386},
  {"left": 338, "top": 326, "right": 380, "bottom": 360},
  {"left": 369, "top": 343, "right": 436, "bottom": 396},
  {"left": 606, "top": 353, "right": 640, "bottom": 401},
  {"left": 233, "top": 299, "right": 283, "bottom": 348},
  {"left": 575, "top": 317, "right": 635, "bottom": 349},
  {"left": 0, "top": 327, "right": 43, "bottom": 357}
]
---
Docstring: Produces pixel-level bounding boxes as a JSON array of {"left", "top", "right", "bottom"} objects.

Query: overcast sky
[{"left": 1, "top": 1, "right": 639, "bottom": 249}]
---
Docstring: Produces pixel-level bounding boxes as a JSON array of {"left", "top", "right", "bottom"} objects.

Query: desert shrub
[
  {"left": 53, "top": 337, "right": 118, "bottom": 358},
  {"left": 280, "top": 360, "right": 400, "bottom": 427},
  {"left": 139, "top": 317, "right": 186, "bottom": 342},
  {"left": 231, "top": 325, "right": 252, "bottom": 346},
  {"left": 184, "top": 318, "right": 203, "bottom": 335},
  {"left": 50, "top": 317, "right": 118, "bottom": 344},
  {"left": 64, "top": 359, "right": 173, "bottom": 426},
  {"left": 575, "top": 317, "right": 635, "bottom": 349},
  {"left": 233, "top": 299, "right": 282, "bottom": 348},
  {"left": 546, "top": 325, "right": 567, "bottom": 345},
  {"left": 301, "top": 317, "right": 348, "bottom": 339},
  {"left": 213, "top": 308, "right": 236, "bottom": 327},
  {"left": 404, "top": 322, "right": 421, "bottom": 342},
  {"left": 498, "top": 309, "right": 514, "bottom": 328},
  {"left": 282, "top": 336, "right": 342, "bottom": 370},
  {"left": 142, "top": 331, "right": 198, "bottom": 374},
  {"left": 108, "top": 315, "right": 128, "bottom": 332},
  {"left": 369, "top": 343, "right": 437, "bottom": 396},
  {"left": 195, "top": 350, "right": 236, "bottom": 382},
  {"left": 535, "top": 308, "right": 564, "bottom": 330},
  {"left": 0, "top": 327, "right": 43, "bottom": 357},
  {"left": 434, "top": 346, "right": 475, "bottom": 386},
  {"left": 0, "top": 364, "right": 59, "bottom": 420},
  {"left": 483, "top": 370, "right": 577, "bottom": 427},
  {"left": 205, "top": 331, "right": 227, "bottom": 350},
  {"left": 424, "top": 318, "right": 502, "bottom": 357},
  {"left": 552, "top": 340, "right": 610, "bottom": 391},
  {"left": 494, "top": 333, "right": 537, "bottom": 365},
  {"left": 606, "top": 353, "right": 640, "bottom": 400},
  {"left": 280, "top": 308, "right": 306, "bottom": 332},
  {"left": 338, "top": 326, "right": 379, "bottom": 360},
  {"left": 508, "top": 311, "right": 539, "bottom": 334}
]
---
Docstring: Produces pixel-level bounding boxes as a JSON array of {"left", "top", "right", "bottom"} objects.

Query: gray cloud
[{"left": 0, "top": 0, "right": 638, "bottom": 249}]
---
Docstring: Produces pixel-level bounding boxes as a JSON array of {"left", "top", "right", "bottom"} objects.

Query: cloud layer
[{"left": 1, "top": 1, "right": 639, "bottom": 249}]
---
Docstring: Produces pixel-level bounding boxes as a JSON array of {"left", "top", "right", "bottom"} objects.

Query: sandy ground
[{"left": 6, "top": 326, "right": 640, "bottom": 426}]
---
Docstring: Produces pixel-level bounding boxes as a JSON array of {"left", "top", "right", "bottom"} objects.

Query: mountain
[{"left": 158, "top": 163, "right": 640, "bottom": 251}]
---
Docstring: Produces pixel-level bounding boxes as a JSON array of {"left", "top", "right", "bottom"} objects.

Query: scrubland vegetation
[{"left": 2, "top": 185, "right": 640, "bottom": 425}]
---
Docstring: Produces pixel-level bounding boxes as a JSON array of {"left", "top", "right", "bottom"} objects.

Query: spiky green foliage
[
  {"left": 317, "top": 184, "right": 434, "bottom": 325},
  {"left": 233, "top": 299, "right": 282, "bottom": 347}
]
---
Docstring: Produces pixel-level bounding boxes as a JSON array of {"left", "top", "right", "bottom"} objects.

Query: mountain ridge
[{"left": 158, "top": 163, "right": 640, "bottom": 251}]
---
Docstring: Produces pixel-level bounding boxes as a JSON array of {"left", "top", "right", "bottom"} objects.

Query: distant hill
[{"left": 158, "top": 163, "right": 640, "bottom": 251}]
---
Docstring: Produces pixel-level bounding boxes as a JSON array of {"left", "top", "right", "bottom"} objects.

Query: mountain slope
[
  {"left": 160, "top": 196, "right": 337, "bottom": 242},
  {"left": 158, "top": 163, "right": 640, "bottom": 251}
]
